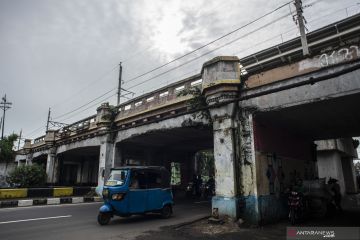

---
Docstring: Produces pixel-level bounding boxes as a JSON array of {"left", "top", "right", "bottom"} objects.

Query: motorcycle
[
  {"left": 288, "top": 191, "right": 304, "bottom": 225},
  {"left": 203, "top": 181, "right": 215, "bottom": 199}
]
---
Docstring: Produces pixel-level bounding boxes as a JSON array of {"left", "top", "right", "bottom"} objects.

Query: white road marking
[{"left": 0, "top": 215, "right": 72, "bottom": 224}]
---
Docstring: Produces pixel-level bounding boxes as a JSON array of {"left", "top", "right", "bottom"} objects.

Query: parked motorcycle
[{"left": 288, "top": 191, "right": 304, "bottom": 225}]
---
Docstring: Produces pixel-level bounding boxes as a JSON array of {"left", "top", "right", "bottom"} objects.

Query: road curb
[{"left": 0, "top": 196, "right": 102, "bottom": 208}]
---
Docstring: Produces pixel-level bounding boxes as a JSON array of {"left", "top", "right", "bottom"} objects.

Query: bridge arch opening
[
  {"left": 114, "top": 125, "right": 214, "bottom": 198},
  {"left": 57, "top": 146, "right": 100, "bottom": 186}
]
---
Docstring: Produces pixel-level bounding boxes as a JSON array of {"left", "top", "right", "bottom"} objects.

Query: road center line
[{"left": 0, "top": 215, "right": 72, "bottom": 224}]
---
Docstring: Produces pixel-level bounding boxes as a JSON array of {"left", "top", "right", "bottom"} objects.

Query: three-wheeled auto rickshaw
[{"left": 98, "top": 166, "right": 174, "bottom": 225}]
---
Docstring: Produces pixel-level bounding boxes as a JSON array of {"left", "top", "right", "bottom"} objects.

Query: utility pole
[
  {"left": 17, "top": 129, "right": 22, "bottom": 150},
  {"left": 294, "top": 0, "right": 309, "bottom": 56},
  {"left": 117, "top": 62, "right": 123, "bottom": 106},
  {"left": 0, "top": 94, "right": 12, "bottom": 140},
  {"left": 46, "top": 108, "right": 51, "bottom": 132}
]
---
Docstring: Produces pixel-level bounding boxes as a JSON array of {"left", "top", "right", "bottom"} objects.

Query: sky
[{"left": 0, "top": 0, "right": 359, "bottom": 146}]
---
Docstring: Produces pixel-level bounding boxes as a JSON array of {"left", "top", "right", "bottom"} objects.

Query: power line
[
  {"left": 50, "top": 65, "right": 119, "bottom": 109},
  {"left": 24, "top": 125, "right": 46, "bottom": 139},
  {"left": 38, "top": 1, "right": 293, "bottom": 127},
  {"left": 0, "top": 94, "right": 12, "bottom": 139},
  {"left": 125, "top": 12, "right": 292, "bottom": 91},
  {"left": 123, "top": 1, "right": 294, "bottom": 85},
  {"left": 52, "top": 88, "right": 117, "bottom": 120},
  {"left": 58, "top": 93, "right": 118, "bottom": 123}
]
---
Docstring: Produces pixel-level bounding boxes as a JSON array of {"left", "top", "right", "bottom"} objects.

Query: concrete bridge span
[{"left": 14, "top": 14, "right": 360, "bottom": 225}]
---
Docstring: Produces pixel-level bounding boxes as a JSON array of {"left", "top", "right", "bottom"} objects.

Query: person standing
[{"left": 328, "top": 178, "right": 343, "bottom": 211}]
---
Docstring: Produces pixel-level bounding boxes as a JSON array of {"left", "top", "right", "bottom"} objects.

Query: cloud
[{"left": 0, "top": 0, "right": 358, "bottom": 141}]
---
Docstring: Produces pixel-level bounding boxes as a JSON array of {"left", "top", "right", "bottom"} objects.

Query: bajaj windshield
[{"left": 105, "top": 170, "right": 128, "bottom": 186}]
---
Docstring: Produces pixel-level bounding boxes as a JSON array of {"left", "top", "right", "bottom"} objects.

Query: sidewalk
[{"left": 134, "top": 194, "right": 360, "bottom": 240}]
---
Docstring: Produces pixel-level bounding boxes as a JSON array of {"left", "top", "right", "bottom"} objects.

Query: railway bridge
[{"left": 16, "top": 14, "right": 360, "bottom": 224}]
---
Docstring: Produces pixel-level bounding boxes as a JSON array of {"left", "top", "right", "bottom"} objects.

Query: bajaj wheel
[
  {"left": 97, "top": 212, "right": 111, "bottom": 225},
  {"left": 161, "top": 205, "right": 172, "bottom": 219}
]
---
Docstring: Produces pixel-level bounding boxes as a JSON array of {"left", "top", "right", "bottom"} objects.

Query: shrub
[{"left": 7, "top": 164, "right": 47, "bottom": 187}]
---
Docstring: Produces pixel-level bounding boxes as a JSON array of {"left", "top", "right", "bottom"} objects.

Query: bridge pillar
[
  {"left": 237, "top": 108, "right": 260, "bottom": 224},
  {"left": 46, "top": 148, "right": 59, "bottom": 184},
  {"left": 23, "top": 139, "right": 33, "bottom": 165},
  {"left": 201, "top": 56, "right": 242, "bottom": 219},
  {"left": 98, "top": 137, "right": 114, "bottom": 187}
]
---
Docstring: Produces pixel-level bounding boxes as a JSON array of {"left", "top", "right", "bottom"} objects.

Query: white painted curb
[
  {"left": 47, "top": 198, "right": 60, "bottom": 205},
  {"left": 72, "top": 197, "right": 84, "bottom": 204},
  {"left": 18, "top": 200, "right": 33, "bottom": 207},
  {"left": 93, "top": 197, "right": 103, "bottom": 202}
]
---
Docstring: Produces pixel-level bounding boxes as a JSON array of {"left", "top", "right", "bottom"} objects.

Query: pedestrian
[{"left": 328, "top": 178, "right": 342, "bottom": 211}]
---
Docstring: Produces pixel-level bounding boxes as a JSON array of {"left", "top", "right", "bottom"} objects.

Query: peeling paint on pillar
[
  {"left": 237, "top": 109, "right": 261, "bottom": 224},
  {"left": 213, "top": 117, "right": 236, "bottom": 197},
  {"left": 98, "top": 136, "right": 114, "bottom": 187}
]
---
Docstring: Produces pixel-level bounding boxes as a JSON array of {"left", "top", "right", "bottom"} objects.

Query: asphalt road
[{"left": 0, "top": 200, "right": 211, "bottom": 240}]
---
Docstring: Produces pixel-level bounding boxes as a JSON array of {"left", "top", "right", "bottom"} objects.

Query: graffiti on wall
[
  {"left": 319, "top": 45, "right": 360, "bottom": 67},
  {"left": 266, "top": 153, "right": 285, "bottom": 195}
]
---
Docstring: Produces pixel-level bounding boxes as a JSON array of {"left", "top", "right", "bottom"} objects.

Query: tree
[
  {"left": 7, "top": 164, "right": 47, "bottom": 187},
  {"left": 0, "top": 133, "right": 18, "bottom": 173}
]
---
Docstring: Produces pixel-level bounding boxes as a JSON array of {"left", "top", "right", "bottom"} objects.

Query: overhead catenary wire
[
  {"left": 52, "top": 88, "right": 117, "bottom": 120},
  {"left": 125, "top": 12, "right": 292, "bottom": 90},
  {"left": 50, "top": 65, "right": 119, "bottom": 110},
  {"left": 123, "top": 0, "right": 294, "bottom": 85},
  {"left": 58, "top": 93, "right": 118, "bottom": 123},
  {"left": 45, "top": 1, "right": 293, "bottom": 125}
]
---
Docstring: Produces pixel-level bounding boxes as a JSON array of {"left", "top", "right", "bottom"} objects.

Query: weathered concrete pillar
[
  {"left": 201, "top": 56, "right": 241, "bottom": 219},
  {"left": 341, "top": 157, "right": 358, "bottom": 193},
  {"left": 44, "top": 130, "right": 58, "bottom": 184},
  {"left": 23, "top": 139, "right": 33, "bottom": 165},
  {"left": 81, "top": 160, "right": 89, "bottom": 183},
  {"left": 237, "top": 108, "right": 260, "bottom": 224},
  {"left": 98, "top": 137, "right": 114, "bottom": 187},
  {"left": 211, "top": 114, "right": 239, "bottom": 218},
  {"left": 316, "top": 138, "right": 358, "bottom": 195},
  {"left": 96, "top": 103, "right": 115, "bottom": 186},
  {"left": 112, "top": 145, "right": 123, "bottom": 167},
  {"left": 46, "top": 148, "right": 58, "bottom": 184}
]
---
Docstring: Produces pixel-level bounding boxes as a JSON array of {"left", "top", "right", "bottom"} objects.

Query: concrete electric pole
[
  {"left": 294, "top": 0, "right": 309, "bottom": 56},
  {"left": 117, "top": 62, "right": 123, "bottom": 106},
  {"left": 46, "top": 108, "right": 51, "bottom": 132},
  {"left": 0, "top": 94, "right": 12, "bottom": 140}
]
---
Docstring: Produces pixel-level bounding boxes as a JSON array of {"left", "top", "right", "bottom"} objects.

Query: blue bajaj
[{"left": 98, "top": 166, "right": 174, "bottom": 225}]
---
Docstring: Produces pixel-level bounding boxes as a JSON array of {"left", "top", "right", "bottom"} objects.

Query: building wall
[{"left": 252, "top": 118, "right": 315, "bottom": 223}]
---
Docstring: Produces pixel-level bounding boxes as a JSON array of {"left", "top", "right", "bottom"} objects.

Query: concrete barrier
[
  {"left": 0, "top": 189, "right": 27, "bottom": 199},
  {"left": 18, "top": 199, "right": 33, "bottom": 207},
  {"left": 47, "top": 198, "right": 60, "bottom": 205},
  {"left": 53, "top": 188, "right": 73, "bottom": 197},
  {"left": 72, "top": 197, "right": 84, "bottom": 204}
]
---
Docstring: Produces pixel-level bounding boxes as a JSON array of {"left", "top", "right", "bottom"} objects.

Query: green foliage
[
  {"left": 101, "top": 105, "right": 118, "bottom": 126},
  {"left": 177, "top": 87, "right": 212, "bottom": 123},
  {"left": 196, "top": 150, "right": 215, "bottom": 180},
  {"left": 7, "top": 164, "right": 47, "bottom": 187},
  {"left": 0, "top": 133, "right": 18, "bottom": 163}
]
